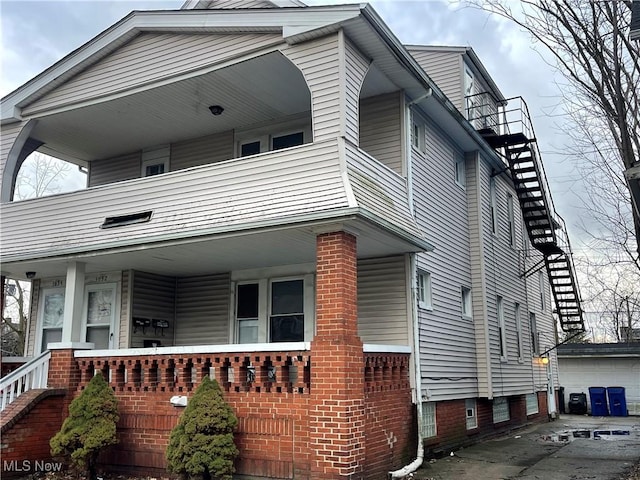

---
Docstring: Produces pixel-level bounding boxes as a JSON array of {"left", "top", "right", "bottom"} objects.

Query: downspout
[
  {"left": 389, "top": 90, "right": 432, "bottom": 479},
  {"left": 403, "top": 89, "right": 432, "bottom": 214},
  {"left": 389, "top": 253, "right": 424, "bottom": 479}
]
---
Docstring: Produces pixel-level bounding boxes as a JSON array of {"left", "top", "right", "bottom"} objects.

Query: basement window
[{"left": 101, "top": 211, "right": 153, "bottom": 229}]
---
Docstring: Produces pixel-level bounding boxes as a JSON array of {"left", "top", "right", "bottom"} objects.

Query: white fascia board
[{"left": 1, "top": 6, "right": 362, "bottom": 123}]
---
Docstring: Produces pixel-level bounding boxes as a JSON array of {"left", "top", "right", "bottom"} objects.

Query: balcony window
[
  {"left": 235, "top": 116, "right": 311, "bottom": 157},
  {"left": 141, "top": 145, "right": 170, "bottom": 177},
  {"left": 272, "top": 132, "right": 304, "bottom": 150}
]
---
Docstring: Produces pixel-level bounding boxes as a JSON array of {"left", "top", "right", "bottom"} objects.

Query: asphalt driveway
[{"left": 413, "top": 415, "right": 640, "bottom": 480}]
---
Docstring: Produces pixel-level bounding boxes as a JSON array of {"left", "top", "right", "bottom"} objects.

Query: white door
[
  {"left": 83, "top": 284, "right": 117, "bottom": 349},
  {"left": 37, "top": 288, "right": 65, "bottom": 353},
  {"left": 547, "top": 360, "right": 557, "bottom": 415}
]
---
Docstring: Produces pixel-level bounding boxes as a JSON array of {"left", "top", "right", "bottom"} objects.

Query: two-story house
[{"left": 0, "top": 1, "right": 584, "bottom": 479}]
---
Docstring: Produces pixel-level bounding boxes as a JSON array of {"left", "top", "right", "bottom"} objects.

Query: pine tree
[
  {"left": 166, "top": 377, "right": 239, "bottom": 480},
  {"left": 50, "top": 373, "right": 119, "bottom": 479}
]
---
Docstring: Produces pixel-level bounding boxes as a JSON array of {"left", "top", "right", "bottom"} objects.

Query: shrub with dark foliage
[
  {"left": 166, "top": 377, "right": 239, "bottom": 480},
  {"left": 50, "top": 373, "right": 119, "bottom": 480}
]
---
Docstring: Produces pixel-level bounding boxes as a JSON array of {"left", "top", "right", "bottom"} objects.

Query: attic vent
[{"left": 101, "top": 211, "right": 153, "bottom": 229}]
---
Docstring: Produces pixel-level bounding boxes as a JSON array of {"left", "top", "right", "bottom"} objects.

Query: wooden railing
[{"left": 0, "top": 350, "right": 51, "bottom": 411}]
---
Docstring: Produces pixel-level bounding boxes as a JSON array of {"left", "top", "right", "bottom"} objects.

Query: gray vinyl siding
[
  {"left": 357, "top": 256, "right": 408, "bottom": 345},
  {"left": 0, "top": 122, "right": 25, "bottom": 191},
  {"left": 407, "top": 48, "right": 463, "bottom": 112},
  {"left": 23, "top": 33, "right": 284, "bottom": 116},
  {"left": 207, "top": 0, "right": 276, "bottom": 8},
  {"left": 89, "top": 152, "right": 141, "bottom": 187},
  {"left": 284, "top": 33, "right": 341, "bottom": 143},
  {"left": 477, "top": 155, "right": 540, "bottom": 396},
  {"left": 345, "top": 141, "right": 423, "bottom": 239},
  {"left": 465, "top": 153, "right": 491, "bottom": 397},
  {"left": 174, "top": 273, "right": 231, "bottom": 346},
  {"left": 171, "top": 131, "right": 234, "bottom": 170},
  {"left": 87, "top": 131, "right": 234, "bottom": 186},
  {"left": 343, "top": 38, "right": 370, "bottom": 146},
  {"left": 359, "top": 92, "right": 403, "bottom": 175},
  {"left": 413, "top": 118, "right": 476, "bottom": 401},
  {"left": 1, "top": 140, "right": 348, "bottom": 260},
  {"left": 130, "top": 271, "right": 176, "bottom": 348},
  {"left": 25, "top": 279, "right": 41, "bottom": 357}
]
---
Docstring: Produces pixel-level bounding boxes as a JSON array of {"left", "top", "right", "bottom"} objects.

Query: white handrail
[{"left": 0, "top": 350, "right": 51, "bottom": 412}]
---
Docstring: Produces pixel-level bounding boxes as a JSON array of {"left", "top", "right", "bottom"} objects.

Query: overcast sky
[{"left": 0, "top": 0, "right": 584, "bottom": 244}]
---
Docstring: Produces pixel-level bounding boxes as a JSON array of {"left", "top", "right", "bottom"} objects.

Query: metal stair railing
[
  {"left": 0, "top": 350, "right": 51, "bottom": 412},
  {"left": 470, "top": 94, "right": 585, "bottom": 332}
]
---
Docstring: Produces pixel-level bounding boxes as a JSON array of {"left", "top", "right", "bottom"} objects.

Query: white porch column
[{"left": 61, "top": 261, "right": 85, "bottom": 343}]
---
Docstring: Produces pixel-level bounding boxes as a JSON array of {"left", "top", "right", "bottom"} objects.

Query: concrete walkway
[{"left": 414, "top": 415, "right": 640, "bottom": 480}]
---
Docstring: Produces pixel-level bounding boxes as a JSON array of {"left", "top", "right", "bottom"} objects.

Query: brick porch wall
[
  {"left": 0, "top": 389, "right": 66, "bottom": 477},
  {"left": 363, "top": 354, "right": 415, "bottom": 479}
]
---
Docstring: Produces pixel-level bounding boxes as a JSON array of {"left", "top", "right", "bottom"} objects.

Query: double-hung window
[
  {"left": 490, "top": 178, "right": 498, "bottom": 235},
  {"left": 417, "top": 271, "right": 432, "bottom": 309},
  {"left": 269, "top": 279, "right": 304, "bottom": 342},
  {"left": 461, "top": 287, "right": 472, "bottom": 319},
  {"left": 234, "top": 274, "right": 313, "bottom": 344},
  {"left": 515, "top": 302, "right": 523, "bottom": 361},
  {"left": 507, "top": 194, "right": 516, "bottom": 246},
  {"left": 497, "top": 296, "right": 507, "bottom": 360}
]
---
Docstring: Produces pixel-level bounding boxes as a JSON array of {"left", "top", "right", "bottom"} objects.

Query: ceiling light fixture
[{"left": 208, "top": 105, "right": 224, "bottom": 116}]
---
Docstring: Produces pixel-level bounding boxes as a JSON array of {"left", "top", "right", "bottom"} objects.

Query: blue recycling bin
[
  {"left": 607, "top": 387, "right": 628, "bottom": 417},
  {"left": 589, "top": 386, "right": 609, "bottom": 416}
]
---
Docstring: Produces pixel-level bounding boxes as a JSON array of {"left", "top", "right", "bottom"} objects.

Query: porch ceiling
[
  {"left": 2, "top": 219, "right": 421, "bottom": 281},
  {"left": 28, "top": 51, "right": 311, "bottom": 163}
]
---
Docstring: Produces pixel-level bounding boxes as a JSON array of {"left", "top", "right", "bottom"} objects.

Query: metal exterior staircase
[{"left": 470, "top": 95, "right": 585, "bottom": 332}]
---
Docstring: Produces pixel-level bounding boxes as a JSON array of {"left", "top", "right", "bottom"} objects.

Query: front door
[
  {"left": 83, "top": 283, "right": 117, "bottom": 349},
  {"left": 547, "top": 360, "right": 557, "bottom": 416}
]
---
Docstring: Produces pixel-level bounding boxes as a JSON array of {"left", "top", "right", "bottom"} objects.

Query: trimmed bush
[
  {"left": 166, "top": 377, "right": 239, "bottom": 480},
  {"left": 50, "top": 373, "right": 119, "bottom": 479}
]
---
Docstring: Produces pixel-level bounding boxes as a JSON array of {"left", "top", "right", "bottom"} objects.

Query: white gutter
[{"left": 389, "top": 253, "right": 424, "bottom": 478}]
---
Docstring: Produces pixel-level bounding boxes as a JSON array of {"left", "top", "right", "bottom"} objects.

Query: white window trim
[
  {"left": 461, "top": 286, "right": 472, "bottom": 320},
  {"left": 81, "top": 283, "right": 119, "bottom": 350},
  {"left": 231, "top": 268, "right": 315, "bottom": 344},
  {"left": 455, "top": 157, "right": 466, "bottom": 189},
  {"left": 411, "top": 112, "right": 426, "bottom": 153},
  {"left": 141, "top": 144, "right": 170, "bottom": 177},
  {"left": 497, "top": 296, "right": 507, "bottom": 361},
  {"left": 515, "top": 302, "right": 523, "bottom": 362},
  {"left": 35, "top": 287, "right": 65, "bottom": 354},
  {"left": 490, "top": 177, "right": 498, "bottom": 235},
  {"left": 538, "top": 270, "right": 546, "bottom": 312},
  {"left": 507, "top": 194, "right": 516, "bottom": 247},
  {"left": 529, "top": 312, "right": 538, "bottom": 355},
  {"left": 417, "top": 271, "right": 432, "bottom": 310},
  {"left": 235, "top": 115, "right": 312, "bottom": 157},
  {"left": 465, "top": 398, "right": 478, "bottom": 430}
]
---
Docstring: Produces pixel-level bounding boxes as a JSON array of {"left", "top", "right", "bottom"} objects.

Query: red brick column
[
  {"left": 310, "top": 231, "right": 365, "bottom": 479},
  {"left": 48, "top": 349, "right": 81, "bottom": 411}
]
